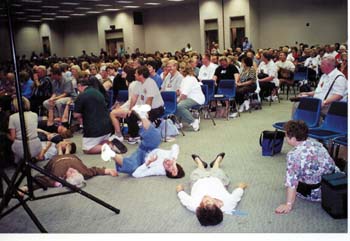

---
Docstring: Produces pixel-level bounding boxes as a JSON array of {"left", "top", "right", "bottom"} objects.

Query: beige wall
[
  {"left": 63, "top": 16, "right": 99, "bottom": 57},
  {"left": 144, "top": 2, "right": 200, "bottom": 53},
  {"left": 14, "top": 24, "right": 41, "bottom": 59},
  {"left": 199, "top": 0, "right": 223, "bottom": 53},
  {"left": 97, "top": 12, "right": 134, "bottom": 54},
  {"left": 257, "top": 0, "right": 348, "bottom": 48},
  {"left": 1, "top": 0, "right": 347, "bottom": 63}
]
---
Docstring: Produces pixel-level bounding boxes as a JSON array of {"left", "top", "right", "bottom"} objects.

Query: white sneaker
[
  {"left": 244, "top": 100, "right": 250, "bottom": 111},
  {"left": 229, "top": 112, "right": 238, "bottom": 118},
  {"left": 101, "top": 143, "right": 116, "bottom": 162},
  {"left": 132, "top": 104, "right": 151, "bottom": 119},
  {"left": 190, "top": 119, "right": 200, "bottom": 132},
  {"left": 272, "top": 96, "right": 279, "bottom": 102},
  {"left": 264, "top": 96, "right": 272, "bottom": 101},
  {"left": 238, "top": 104, "right": 245, "bottom": 113},
  {"left": 109, "top": 134, "right": 124, "bottom": 142}
]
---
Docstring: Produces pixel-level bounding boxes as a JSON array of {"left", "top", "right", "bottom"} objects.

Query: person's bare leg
[
  {"left": 212, "top": 155, "right": 224, "bottom": 169},
  {"left": 110, "top": 110, "right": 122, "bottom": 134},
  {"left": 193, "top": 156, "right": 205, "bottom": 169}
]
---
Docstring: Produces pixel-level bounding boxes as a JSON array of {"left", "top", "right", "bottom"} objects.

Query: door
[{"left": 42, "top": 36, "right": 51, "bottom": 57}]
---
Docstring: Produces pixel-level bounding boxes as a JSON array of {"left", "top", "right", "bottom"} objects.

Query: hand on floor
[
  {"left": 105, "top": 168, "right": 118, "bottom": 176},
  {"left": 275, "top": 203, "right": 292, "bottom": 214}
]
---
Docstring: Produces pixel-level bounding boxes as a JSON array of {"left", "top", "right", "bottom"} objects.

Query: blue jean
[{"left": 116, "top": 125, "right": 161, "bottom": 174}]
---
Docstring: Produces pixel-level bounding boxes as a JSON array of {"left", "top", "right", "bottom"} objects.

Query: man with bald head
[{"left": 296, "top": 56, "right": 347, "bottom": 115}]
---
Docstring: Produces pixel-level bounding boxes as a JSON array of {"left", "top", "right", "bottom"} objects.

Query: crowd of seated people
[
  {"left": 0, "top": 41, "right": 347, "bottom": 227},
  {"left": 0, "top": 42, "right": 348, "bottom": 148}
]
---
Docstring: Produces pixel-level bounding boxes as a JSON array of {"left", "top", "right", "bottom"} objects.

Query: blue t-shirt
[{"left": 151, "top": 73, "right": 163, "bottom": 89}]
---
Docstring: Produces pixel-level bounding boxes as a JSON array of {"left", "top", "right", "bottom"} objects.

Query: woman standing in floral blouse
[{"left": 275, "top": 120, "right": 337, "bottom": 214}]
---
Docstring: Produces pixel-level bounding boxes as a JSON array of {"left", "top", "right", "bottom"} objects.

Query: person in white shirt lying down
[
  {"left": 101, "top": 104, "right": 185, "bottom": 179},
  {"left": 176, "top": 153, "right": 247, "bottom": 226},
  {"left": 132, "top": 144, "right": 184, "bottom": 178}
]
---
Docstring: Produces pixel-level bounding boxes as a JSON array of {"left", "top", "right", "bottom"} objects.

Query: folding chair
[
  {"left": 115, "top": 90, "right": 128, "bottom": 103},
  {"left": 273, "top": 97, "right": 322, "bottom": 130},
  {"left": 213, "top": 79, "right": 238, "bottom": 120},
  {"left": 330, "top": 135, "right": 347, "bottom": 162},
  {"left": 191, "top": 85, "right": 216, "bottom": 126},
  {"left": 160, "top": 91, "right": 185, "bottom": 141},
  {"left": 308, "top": 101, "right": 348, "bottom": 143}
]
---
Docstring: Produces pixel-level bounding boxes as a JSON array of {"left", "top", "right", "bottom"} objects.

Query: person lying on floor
[
  {"left": 36, "top": 139, "right": 77, "bottom": 161},
  {"left": 275, "top": 120, "right": 338, "bottom": 214},
  {"left": 176, "top": 153, "right": 247, "bottom": 226},
  {"left": 19, "top": 154, "right": 117, "bottom": 194},
  {"left": 101, "top": 104, "right": 185, "bottom": 179}
]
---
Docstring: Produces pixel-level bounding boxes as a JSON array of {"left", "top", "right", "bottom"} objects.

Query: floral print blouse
[{"left": 285, "top": 139, "right": 336, "bottom": 201}]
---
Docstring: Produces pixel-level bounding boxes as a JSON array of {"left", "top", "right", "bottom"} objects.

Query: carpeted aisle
[{"left": 0, "top": 98, "right": 347, "bottom": 233}]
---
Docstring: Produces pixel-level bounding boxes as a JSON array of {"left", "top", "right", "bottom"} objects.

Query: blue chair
[
  {"left": 213, "top": 79, "right": 238, "bottom": 120},
  {"left": 115, "top": 90, "right": 128, "bottom": 103},
  {"left": 308, "top": 101, "right": 348, "bottom": 143},
  {"left": 160, "top": 91, "right": 185, "bottom": 140},
  {"left": 201, "top": 79, "right": 215, "bottom": 101},
  {"left": 273, "top": 97, "right": 322, "bottom": 130},
  {"left": 107, "top": 89, "right": 114, "bottom": 110},
  {"left": 191, "top": 85, "right": 216, "bottom": 126}
]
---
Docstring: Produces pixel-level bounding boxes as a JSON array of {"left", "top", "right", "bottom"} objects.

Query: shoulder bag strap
[{"left": 324, "top": 75, "right": 342, "bottom": 100}]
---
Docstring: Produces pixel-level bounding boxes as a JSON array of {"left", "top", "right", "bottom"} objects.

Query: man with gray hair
[
  {"left": 161, "top": 60, "right": 183, "bottom": 93},
  {"left": 28, "top": 154, "right": 117, "bottom": 190},
  {"left": 294, "top": 56, "right": 347, "bottom": 115}
]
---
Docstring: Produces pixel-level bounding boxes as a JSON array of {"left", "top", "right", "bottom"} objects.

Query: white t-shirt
[
  {"left": 139, "top": 77, "right": 164, "bottom": 109},
  {"left": 8, "top": 111, "right": 38, "bottom": 140},
  {"left": 198, "top": 63, "right": 218, "bottom": 81},
  {"left": 257, "top": 60, "right": 279, "bottom": 86},
  {"left": 304, "top": 57, "right": 320, "bottom": 74},
  {"left": 177, "top": 177, "right": 244, "bottom": 214},
  {"left": 121, "top": 81, "right": 142, "bottom": 110},
  {"left": 132, "top": 144, "right": 179, "bottom": 178},
  {"left": 314, "top": 68, "right": 347, "bottom": 100},
  {"left": 179, "top": 75, "right": 205, "bottom": 105},
  {"left": 161, "top": 71, "right": 183, "bottom": 91},
  {"left": 275, "top": 60, "right": 295, "bottom": 72}
]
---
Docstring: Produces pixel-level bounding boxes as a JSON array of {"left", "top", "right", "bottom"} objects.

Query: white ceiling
[{"left": 1, "top": 0, "right": 197, "bottom": 23}]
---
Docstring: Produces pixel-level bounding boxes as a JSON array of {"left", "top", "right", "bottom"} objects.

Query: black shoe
[
  {"left": 191, "top": 154, "right": 208, "bottom": 168},
  {"left": 111, "top": 138, "right": 128, "bottom": 154},
  {"left": 209, "top": 152, "right": 225, "bottom": 168}
]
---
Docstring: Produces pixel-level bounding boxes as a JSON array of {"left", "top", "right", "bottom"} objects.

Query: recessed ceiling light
[
  {"left": 76, "top": 7, "right": 92, "bottom": 10},
  {"left": 86, "top": 11, "right": 102, "bottom": 14},
  {"left": 42, "top": 13, "right": 57, "bottom": 15},
  {"left": 71, "top": 13, "right": 86, "bottom": 16},
  {"left": 28, "top": 19, "right": 41, "bottom": 22},
  {"left": 145, "top": 2, "right": 160, "bottom": 5},
  {"left": 27, "top": 9, "right": 41, "bottom": 12},
  {"left": 61, "top": 2, "right": 80, "bottom": 5},
  {"left": 104, "top": 8, "right": 120, "bottom": 11},
  {"left": 15, "top": 12, "right": 25, "bottom": 14},
  {"left": 124, "top": 5, "right": 140, "bottom": 8},
  {"left": 21, "top": 0, "right": 42, "bottom": 3},
  {"left": 42, "top": 6, "right": 59, "bottom": 9},
  {"left": 12, "top": 4, "right": 22, "bottom": 7},
  {"left": 96, "top": 4, "right": 112, "bottom": 7},
  {"left": 42, "top": 17, "right": 55, "bottom": 20},
  {"left": 59, "top": 10, "right": 74, "bottom": 13},
  {"left": 117, "top": 1, "right": 133, "bottom": 3},
  {"left": 56, "top": 15, "right": 70, "bottom": 18},
  {"left": 17, "top": 17, "right": 27, "bottom": 20},
  {"left": 167, "top": 0, "right": 184, "bottom": 2}
]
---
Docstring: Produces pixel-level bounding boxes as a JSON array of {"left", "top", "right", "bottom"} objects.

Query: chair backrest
[
  {"left": 200, "top": 84, "right": 209, "bottom": 106},
  {"left": 321, "top": 101, "right": 348, "bottom": 134},
  {"left": 116, "top": 90, "right": 129, "bottom": 103},
  {"left": 293, "top": 70, "right": 308, "bottom": 82},
  {"left": 217, "top": 79, "right": 236, "bottom": 97},
  {"left": 107, "top": 89, "right": 114, "bottom": 109},
  {"left": 161, "top": 91, "right": 177, "bottom": 115},
  {"left": 201, "top": 79, "right": 215, "bottom": 98},
  {"left": 294, "top": 97, "right": 322, "bottom": 128}
]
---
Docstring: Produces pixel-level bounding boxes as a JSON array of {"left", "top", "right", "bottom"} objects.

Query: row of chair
[{"left": 273, "top": 97, "right": 348, "bottom": 147}]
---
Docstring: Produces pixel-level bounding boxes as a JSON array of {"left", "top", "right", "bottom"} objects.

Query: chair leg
[{"left": 172, "top": 115, "right": 185, "bottom": 136}]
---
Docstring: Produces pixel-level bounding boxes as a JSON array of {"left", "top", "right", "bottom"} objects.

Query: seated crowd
[{"left": 0, "top": 41, "right": 348, "bottom": 226}]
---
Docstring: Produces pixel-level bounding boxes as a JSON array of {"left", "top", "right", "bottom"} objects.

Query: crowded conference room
[{"left": 0, "top": 0, "right": 348, "bottom": 236}]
